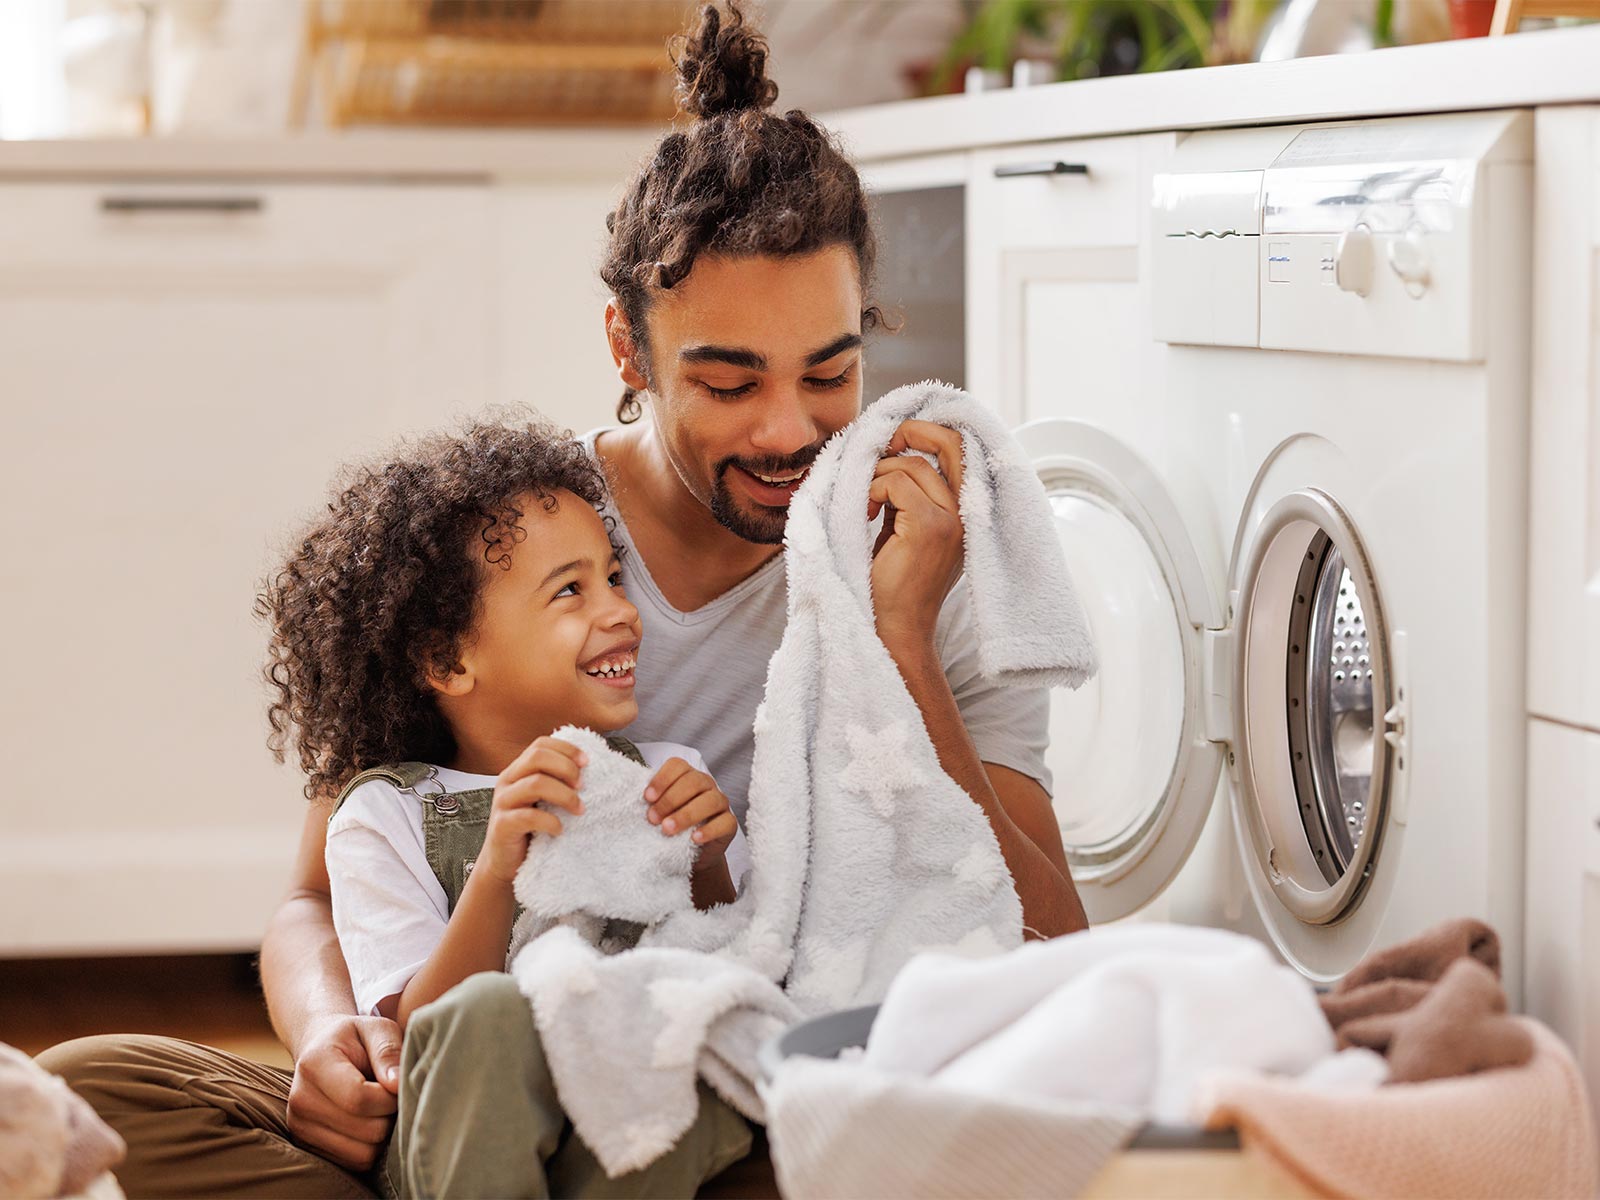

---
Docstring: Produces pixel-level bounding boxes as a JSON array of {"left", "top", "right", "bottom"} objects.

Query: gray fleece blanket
[{"left": 507, "top": 381, "right": 1097, "bottom": 1176}]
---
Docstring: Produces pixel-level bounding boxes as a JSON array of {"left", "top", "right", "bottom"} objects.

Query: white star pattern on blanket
[
  {"left": 836, "top": 720, "right": 927, "bottom": 819},
  {"left": 953, "top": 843, "right": 1008, "bottom": 893}
]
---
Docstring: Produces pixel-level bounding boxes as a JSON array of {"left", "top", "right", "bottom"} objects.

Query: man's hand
[
  {"left": 285, "top": 1014, "right": 402, "bottom": 1172},
  {"left": 868, "top": 420, "right": 966, "bottom": 651},
  {"left": 644, "top": 757, "right": 737, "bottom": 864},
  {"left": 483, "top": 736, "right": 588, "bottom": 883}
]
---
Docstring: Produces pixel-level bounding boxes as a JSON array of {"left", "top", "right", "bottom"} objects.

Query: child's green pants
[{"left": 382, "top": 971, "right": 754, "bottom": 1198}]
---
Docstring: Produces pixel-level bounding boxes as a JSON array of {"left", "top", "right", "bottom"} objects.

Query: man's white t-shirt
[
  {"left": 584, "top": 428, "right": 1054, "bottom": 822},
  {"left": 327, "top": 743, "right": 748, "bottom": 1017}
]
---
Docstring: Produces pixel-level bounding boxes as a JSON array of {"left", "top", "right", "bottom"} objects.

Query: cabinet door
[
  {"left": 1523, "top": 718, "right": 1600, "bottom": 1141},
  {"left": 0, "top": 182, "right": 497, "bottom": 954},
  {"left": 966, "top": 134, "right": 1173, "bottom": 442},
  {"left": 1527, "top": 107, "right": 1600, "bottom": 729}
]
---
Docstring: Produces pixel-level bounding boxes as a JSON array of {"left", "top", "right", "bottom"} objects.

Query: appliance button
[
  {"left": 1334, "top": 226, "right": 1375, "bottom": 297},
  {"left": 1268, "top": 242, "right": 1292, "bottom": 283},
  {"left": 1387, "top": 227, "right": 1432, "bottom": 297}
]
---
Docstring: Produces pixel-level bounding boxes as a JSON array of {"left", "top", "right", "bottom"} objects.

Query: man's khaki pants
[{"left": 36, "top": 972, "right": 753, "bottom": 1198}]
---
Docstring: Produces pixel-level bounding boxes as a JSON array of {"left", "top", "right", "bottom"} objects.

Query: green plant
[{"left": 932, "top": 0, "right": 1279, "bottom": 90}]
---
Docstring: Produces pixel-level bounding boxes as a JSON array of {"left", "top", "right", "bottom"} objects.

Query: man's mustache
[{"left": 717, "top": 446, "right": 824, "bottom": 480}]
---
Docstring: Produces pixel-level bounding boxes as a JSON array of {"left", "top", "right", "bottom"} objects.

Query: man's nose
[{"left": 749, "top": 383, "right": 819, "bottom": 458}]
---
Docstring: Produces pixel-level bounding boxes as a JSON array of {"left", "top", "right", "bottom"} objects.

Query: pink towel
[
  {"left": 0, "top": 1042, "right": 126, "bottom": 1198},
  {"left": 1199, "top": 1019, "right": 1598, "bottom": 1199}
]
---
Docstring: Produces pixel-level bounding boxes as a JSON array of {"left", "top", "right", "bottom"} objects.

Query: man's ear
[{"left": 604, "top": 299, "right": 650, "bottom": 393}]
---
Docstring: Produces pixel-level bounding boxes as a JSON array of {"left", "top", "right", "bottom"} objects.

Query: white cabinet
[
  {"left": 1527, "top": 107, "right": 1600, "bottom": 730},
  {"left": 1524, "top": 105, "right": 1600, "bottom": 1135},
  {"left": 492, "top": 180, "right": 633, "bottom": 432},
  {"left": 0, "top": 181, "right": 503, "bottom": 954},
  {"left": 1523, "top": 720, "right": 1600, "bottom": 1139},
  {"left": 965, "top": 134, "right": 1173, "bottom": 440}
]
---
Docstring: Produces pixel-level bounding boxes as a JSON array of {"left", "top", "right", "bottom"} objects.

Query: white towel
[
  {"left": 766, "top": 925, "right": 1375, "bottom": 1199},
  {"left": 866, "top": 923, "right": 1336, "bottom": 1122},
  {"left": 510, "top": 725, "right": 694, "bottom": 946},
  {"left": 766, "top": 1055, "right": 1139, "bottom": 1200},
  {"left": 508, "top": 381, "right": 1097, "bottom": 1176}
]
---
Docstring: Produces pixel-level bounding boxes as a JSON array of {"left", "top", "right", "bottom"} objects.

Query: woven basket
[{"left": 302, "top": 0, "right": 690, "bottom": 126}]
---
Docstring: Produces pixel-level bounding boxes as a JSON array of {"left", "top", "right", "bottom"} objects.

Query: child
[{"left": 259, "top": 417, "right": 747, "bottom": 1030}]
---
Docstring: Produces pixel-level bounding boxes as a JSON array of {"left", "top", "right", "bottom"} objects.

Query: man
[{"left": 39, "top": 4, "right": 1086, "bottom": 1193}]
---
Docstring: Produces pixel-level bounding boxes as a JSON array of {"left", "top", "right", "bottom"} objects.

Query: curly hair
[
  {"left": 258, "top": 417, "right": 610, "bottom": 801},
  {"left": 602, "top": 0, "right": 883, "bottom": 423}
]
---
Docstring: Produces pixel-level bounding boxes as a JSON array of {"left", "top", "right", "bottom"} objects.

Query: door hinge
[{"left": 1383, "top": 629, "right": 1410, "bottom": 827}]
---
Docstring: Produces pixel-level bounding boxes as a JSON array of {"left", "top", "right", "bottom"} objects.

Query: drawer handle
[
  {"left": 101, "top": 196, "right": 264, "bottom": 214},
  {"left": 994, "top": 161, "right": 1090, "bottom": 179}
]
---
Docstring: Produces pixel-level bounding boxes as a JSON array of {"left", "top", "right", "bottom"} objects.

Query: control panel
[{"left": 1152, "top": 111, "right": 1532, "bottom": 362}]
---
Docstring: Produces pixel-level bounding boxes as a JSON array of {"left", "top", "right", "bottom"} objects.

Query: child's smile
[{"left": 581, "top": 640, "right": 639, "bottom": 689}]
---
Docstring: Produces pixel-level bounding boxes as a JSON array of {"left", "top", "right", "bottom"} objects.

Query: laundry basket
[{"left": 758, "top": 1005, "right": 1241, "bottom": 1152}]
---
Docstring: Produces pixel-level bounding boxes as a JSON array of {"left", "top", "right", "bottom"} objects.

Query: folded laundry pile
[
  {"left": 763, "top": 924, "right": 1383, "bottom": 1199},
  {"left": 0, "top": 1041, "right": 125, "bottom": 1199},
  {"left": 1317, "top": 918, "right": 1532, "bottom": 1084},
  {"left": 1199, "top": 918, "right": 1597, "bottom": 1199},
  {"left": 503, "top": 381, "right": 1098, "bottom": 1178},
  {"left": 764, "top": 919, "right": 1600, "bottom": 1200}
]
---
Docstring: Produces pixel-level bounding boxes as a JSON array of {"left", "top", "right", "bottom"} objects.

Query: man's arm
[
  {"left": 259, "top": 802, "right": 403, "bottom": 1170},
  {"left": 867, "top": 418, "right": 1089, "bottom": 939},
  {"left": 886, "top": 634, "right": 1088, "bottom": 938},
  {"left": 260, "top": 803, "right": 361, "bottom": 1056}
]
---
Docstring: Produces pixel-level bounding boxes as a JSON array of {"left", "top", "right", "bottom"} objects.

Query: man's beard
[{"left": 707, "top": 448, "right": 822, "bottom": 546}]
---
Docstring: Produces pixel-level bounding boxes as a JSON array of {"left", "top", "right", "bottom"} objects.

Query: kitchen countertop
[
  {"left": 0, "top": 23, "right": 1595, "bottom": 179},
  {"left": 0, "top": 127, "right": 660, "bottom": 182},
  {"left": 830, "top": 22, "right": 1600, "bottom": 163}
]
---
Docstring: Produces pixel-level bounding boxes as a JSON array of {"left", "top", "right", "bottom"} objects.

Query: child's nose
[{"left": 603, "top": 591, "right": 640, "bottom": 629}]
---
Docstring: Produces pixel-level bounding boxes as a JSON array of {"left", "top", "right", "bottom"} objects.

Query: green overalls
[
  {"left": 329, "top": 735, "right": 648, "bottom": 917},
  {"left": 332, "top": 738, "right": 752, "bottom": 1198}
]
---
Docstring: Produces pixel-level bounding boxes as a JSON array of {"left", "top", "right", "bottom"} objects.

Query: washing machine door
[
  {"left": 1021, "top": 418, "right": 1225, "bottom": 923},
  {"left": 1224, "top": 436, "right": 1408, "bottom": 981}
]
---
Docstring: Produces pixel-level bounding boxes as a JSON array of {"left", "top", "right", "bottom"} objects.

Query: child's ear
[
  {"left": 424, "top": 658, "right": 474, "bottom": 698},
  {"left": 604, "top": 299, "right": 650, "bottom": 393}
]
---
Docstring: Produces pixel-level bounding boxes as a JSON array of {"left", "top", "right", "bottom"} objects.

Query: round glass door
[
  {"left": 1046, "top": 485, "right": 1186, "bottom": 867},
  {"left": 1023, "top": 418, "right": 1223, "bottom": 924}
]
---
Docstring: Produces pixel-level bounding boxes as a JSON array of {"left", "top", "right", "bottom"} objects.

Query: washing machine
[{"left": 1025, "top": 110, "right": 1533, "bottom": 993}]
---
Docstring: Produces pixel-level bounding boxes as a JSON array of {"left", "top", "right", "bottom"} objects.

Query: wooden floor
[{"left": 0, "top": 953, "right": 290, "bottom": 1068}]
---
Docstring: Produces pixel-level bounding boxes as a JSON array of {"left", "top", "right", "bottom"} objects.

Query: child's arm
[
  {"left": 644, "top": 757, "right": 740, "bottom": 910},
  {"left": 394, "top": 736, "right": 588, "bottom": 1032}
]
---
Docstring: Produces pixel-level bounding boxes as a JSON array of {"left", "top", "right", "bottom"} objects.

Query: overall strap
[{"left": 328, "top": 762, "right": 438, "bottom": 821}]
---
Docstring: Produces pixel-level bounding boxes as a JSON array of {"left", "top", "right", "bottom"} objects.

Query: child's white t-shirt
[{"left": 326, "top": 741, "right": 748, "bottom": 1017}]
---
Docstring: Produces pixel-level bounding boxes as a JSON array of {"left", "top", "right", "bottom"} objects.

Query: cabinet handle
[
  {"left": 993, "top": 161, "right": 1089, "bottom": 179},
  {"left": 101, "top": 196, "right": 264, "bottom": 214}
]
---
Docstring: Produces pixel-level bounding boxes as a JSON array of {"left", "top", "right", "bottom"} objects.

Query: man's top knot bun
[{"left": 674, "top": 2, "right": 779, "bottom": 120}]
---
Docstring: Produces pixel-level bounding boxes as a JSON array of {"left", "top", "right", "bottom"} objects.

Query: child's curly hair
[{"left": 259, "top": 417, "right": 609, "bottom": 801}]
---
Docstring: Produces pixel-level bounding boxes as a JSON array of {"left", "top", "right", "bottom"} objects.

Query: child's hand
[
  {"left": 644, "top": 758, "right": 737, "bottom": 865},
  {"left": 482, "top": 736, "right": 587, "bottom": 884}
]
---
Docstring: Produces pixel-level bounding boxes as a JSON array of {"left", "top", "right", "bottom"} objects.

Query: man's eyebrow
[
  {"left": 804, "top": 333, "right": 863, "bottom": 368},
  {"left": 680, "top": 344, "right": 768, "bottom": 370},
  {"left": 537, "top": 558, "right": 589, "bottom": 590}
]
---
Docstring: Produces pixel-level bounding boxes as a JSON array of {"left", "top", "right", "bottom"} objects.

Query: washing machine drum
[{"left": 1028, "top": 420, "right": 1402, "bottom": 966}]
